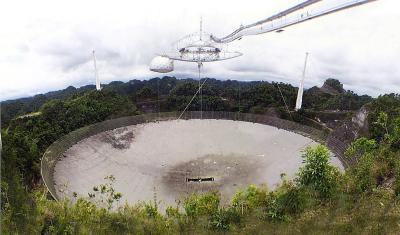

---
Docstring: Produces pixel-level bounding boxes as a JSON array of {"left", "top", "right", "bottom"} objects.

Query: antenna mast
[
  {"left": 92, "top": 50, "right": 101, "bottom": 91},
  {"left": 295, "top": 52, "right": 308, "bottom": 111},
  {"left": 199, "top": 16, "right": 202, "bottom": 40}
]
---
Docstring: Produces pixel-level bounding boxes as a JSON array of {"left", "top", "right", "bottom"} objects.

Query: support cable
[
  {"left": 276, "top": 83, "right": 293, "bottom": 120},
  {"left": 157, "top": 78, "right": 160, "bottom": 119},
  {"left": 199, "top": 63, "right": 202, "bottom": 119},
  {"left": 238, "top": 82, "right": 241, "bottom": 113},
  {"left": 178, "top": 63, "right": 207, "bottom": 120}
]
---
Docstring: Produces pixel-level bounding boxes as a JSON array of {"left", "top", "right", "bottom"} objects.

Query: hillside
[{"left": 1, "top": 77, "right": 372, "bottom": 127}]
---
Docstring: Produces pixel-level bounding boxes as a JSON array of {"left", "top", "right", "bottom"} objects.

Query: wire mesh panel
[{"left": 41, "top": 111, "right": 346, "bottom": 200}]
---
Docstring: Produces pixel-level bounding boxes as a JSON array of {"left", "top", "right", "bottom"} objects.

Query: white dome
[{"left": 149, "top": 56, "right": 174, "bottom": 73}]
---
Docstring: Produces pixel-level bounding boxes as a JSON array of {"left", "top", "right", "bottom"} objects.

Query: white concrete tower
[
  {"left": 295, "top": 52, "right": 309, "bottom": 111},
  {"left": 92, "top": 50, "right": 101, "bottom": 91}
]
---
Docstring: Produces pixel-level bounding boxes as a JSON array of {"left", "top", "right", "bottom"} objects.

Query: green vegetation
[
  {"left": 2, "top": 90, "right": 137, "bottom": 186},
  {"left": 1, "top": 78, "right": 399, "bottom": 234},
  {"left": 1, "top": 90, "right": 137, "bottom": 234},
  {"left": 3, "top": 142, "right": 400, "bottom": 234},
  {"left": 2, "top": 77, "right": 372, "bottom": 127},
  {"left": 297, "top": 145, "right": 340, "bottom": 199},
  {"left": 367, "top": 94, "right": 400, "bottom": 144},
  {"left": 88, "top": 175, "right": 123, "bottom": 210},
  {"left": 303, "top": 79, "right": 372, "bottom": 111}
]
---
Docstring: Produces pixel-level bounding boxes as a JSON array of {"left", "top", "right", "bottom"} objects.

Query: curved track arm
[{"left": 211, "top": 0, "right": 377, "bottom": 43}]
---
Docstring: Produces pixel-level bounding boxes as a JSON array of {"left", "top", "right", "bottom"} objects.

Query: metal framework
[
  {"left": 163, "top": 18, "right": 242, "bottom": 63},
  {"left": 166, "top": 32, "right": 242, "bottom": 63},
  {"left": 211, "top": 0, "right": 377, "bottom": 43}
]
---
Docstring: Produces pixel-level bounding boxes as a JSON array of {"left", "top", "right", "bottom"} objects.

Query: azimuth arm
[{"left": 211, "top": 0, "right": 377, "bottom": 43}]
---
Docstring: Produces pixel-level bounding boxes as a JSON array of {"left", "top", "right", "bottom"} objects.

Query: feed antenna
[{"left": 150, "top": 18, "right": 242, "bottom": 119}]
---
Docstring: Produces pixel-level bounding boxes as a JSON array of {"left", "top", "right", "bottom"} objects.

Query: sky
[{"left": 0, "top": 0, "right": 399, "bottom": 101}]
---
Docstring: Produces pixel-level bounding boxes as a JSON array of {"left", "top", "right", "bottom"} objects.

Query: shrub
[
  {"left": 259, "top": 181, "right": 310, "bottom": 221},
  {"left": 165, "top": 206, "right": 181, "bottom": 218},
  {"left": 209, "top": 208, "right": 232, "bottom": 231},
  {"left": 144, "top": 203, "right": 159, "bottom": 218},
  {"left": 345, "top": 137, "right": 377, "bottom": 160},
  {"left": 231, "top": 184, "right": 268, "bottom": 213},
  {"left": 183, "top": 192, "right": 220, "bottom": 218},
  {"left": 297, "top": 145, "right": 341, "bottom": 199},
  {"left": 277, "top": 181, "right": 310, "bottom": 215},
  {"left": 351, "top": 153, "right": 376, "bottom": 193},
  {"left": 261, "top": 192, "right": 287, "bottom": 221},
  {"left": 89, "top": 175, "right": 122, "bottom": 210},
  {"left": 389, "top": 117, "right": 400, "bottom": 149},
  {"left": 394, "top": 160, "right": 400, "bottom": 197},
  {"left": 250, "top": 105, "right": 265, "bottom": 114}
]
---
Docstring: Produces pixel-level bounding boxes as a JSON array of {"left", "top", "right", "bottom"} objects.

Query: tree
[
  {"left": 345, "top": 137, "right": 377, "bottom": 163},
  {"left": 136, "top": 86, "right": 156, "bottom": 99},
  {"left": 297, "top": 145, "right": 341, "bottom": 199}
]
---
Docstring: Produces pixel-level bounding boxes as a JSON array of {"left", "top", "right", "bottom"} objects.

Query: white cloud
[{"left": 0, "top": 0, "right": 399, "bottom": 100}]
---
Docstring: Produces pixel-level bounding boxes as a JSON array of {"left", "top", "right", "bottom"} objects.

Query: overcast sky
[{"left": 0, "top": 0, "right": 399, "bottom": 101}]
